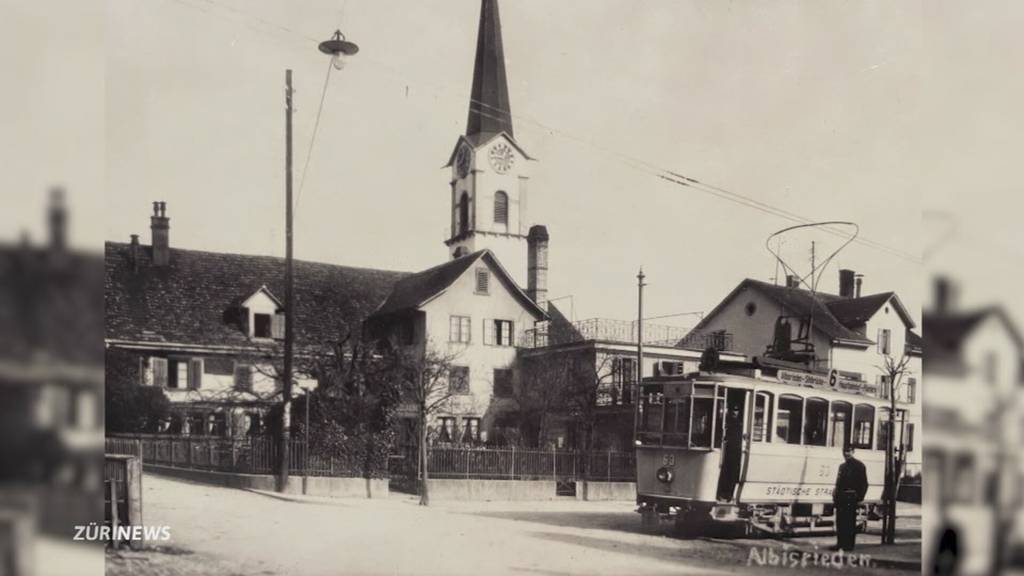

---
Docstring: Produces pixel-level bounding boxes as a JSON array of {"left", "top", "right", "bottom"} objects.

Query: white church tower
[{"left": 444, "top": 0, "right": 533, "bottom": 289}]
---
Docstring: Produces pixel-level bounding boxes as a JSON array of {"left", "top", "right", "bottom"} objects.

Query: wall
[
  {"left": 421, "top": 254, "right": 541, "bottom": 438},
  {"left": 424, "top": 478, "right": 555, "bottom": 501},
  {"left": 145, "top": 465, "right": 389, "bottom": 499}
]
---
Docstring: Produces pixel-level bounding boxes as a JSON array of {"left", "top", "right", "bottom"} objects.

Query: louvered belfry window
[{"left": 494, "top": 191, "right": 508, "bottom": 224}]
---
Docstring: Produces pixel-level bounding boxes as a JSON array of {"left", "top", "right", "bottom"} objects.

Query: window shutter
[
  {"left": 877, "top": 329, "right": 883, "bottom": 354},
  {"left": 484, "top": 319, "right": 494, "bottom": 345},
  {"left": 272, "top": 312, "right": 285, "bottom": 339},
  {"left": 189, "top": 358, "right": 203, "bottom": 389},
  {"left": 450, "top": 316, "right": 459, "bottom": 342},
  {"left": 138, "top": 356, "right": 150, "bottom": 386},
  {"left": 508, "top": 321, "right": 515, "bottom": 347},
  {"left": 234, "top": 364, "right": 253, "bottom": 392},
  {"left": 152, "top": 358, "right": 168, "bottom": 388}
]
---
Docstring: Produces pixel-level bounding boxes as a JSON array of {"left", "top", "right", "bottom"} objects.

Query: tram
[{"left": 635, "top": 356, "right": 897, "bottom": 535}]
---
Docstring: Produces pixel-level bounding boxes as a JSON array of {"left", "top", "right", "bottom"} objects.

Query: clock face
[
  {"left": 455, "top": 145, "right": 471, "bottom": 179},
  {"left": 488, "top": 143, "right": 515, "bottom": 174}
]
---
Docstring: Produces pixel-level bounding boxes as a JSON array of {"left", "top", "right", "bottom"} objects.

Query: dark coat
[{"left": 834, "top": 456, "right": 868, "bottom": 504}]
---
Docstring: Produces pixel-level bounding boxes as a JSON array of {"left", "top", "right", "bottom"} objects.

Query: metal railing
[
  {"left": 106, "top": 435, "right": 364, "bottom": 477},
  {"left": 390, "top": 446, "right": 635, "bottom": 482},
  {"left": 520, "top": 318, "right": 733, "bottom": 351}
]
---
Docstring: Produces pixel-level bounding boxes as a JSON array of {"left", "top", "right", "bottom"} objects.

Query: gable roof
[
  {"left": 371, "top": 249, "right": 547, "bottom": 320},
  {"left": 105, "top": 242, "right": 409, "bottom": 349},
  {"left": 0, "top": 245, "right": 104, "bottom": 366},
  {"left": 825, "top": 291, "right": 916, "bottom": 330},
  {"left": 923, "top": 306, "right": 1023, "bottom": 356},
  {"left": 690, "top": 279, "right": 871, "bottom": 346}
]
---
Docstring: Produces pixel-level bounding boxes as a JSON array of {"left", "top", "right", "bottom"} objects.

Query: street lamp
[{"left": 318, "top": 30, "right": 360, "bottom": 70}]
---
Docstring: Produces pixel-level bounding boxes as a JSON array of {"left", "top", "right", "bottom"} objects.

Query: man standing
[{"left": 833, "top": 446, "right": 869, "bottom": 551}]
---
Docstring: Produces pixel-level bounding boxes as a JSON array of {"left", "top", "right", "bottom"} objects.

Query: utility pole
[
  {"left": 810, "top": 241, "right": 816, "bottom": 286},
  {"left": 278, "top": 69, "right": 295, "bottom": 492},
  {"left": 633, "top": 268, "right": 646, "bottom": 440}
]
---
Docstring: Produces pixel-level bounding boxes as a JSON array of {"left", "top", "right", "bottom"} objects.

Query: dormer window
[{"left": 254, "top": 313, "right": 272, "bottom": 339}]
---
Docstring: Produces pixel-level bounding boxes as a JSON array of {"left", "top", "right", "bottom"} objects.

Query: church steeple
[{"left": 466, "top": 0, "right": 514, "bottom": 142}]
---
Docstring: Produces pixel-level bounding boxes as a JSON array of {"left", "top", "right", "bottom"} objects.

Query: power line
[
  {"left": 295, "top": 59, "right": 335, "bottom": 211},
  {"left": 159, "top": 0, "right": 922, "bottom": 264}
]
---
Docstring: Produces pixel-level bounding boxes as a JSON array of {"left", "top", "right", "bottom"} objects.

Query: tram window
[
  {"left": 641, "top": 390, "right": 665, "bottom": 435},
  {"left": 690, "top": 396, "right": 714, "bottom": 448},
  {"left": 852, "top": 404, "right": 874, "bottom": 449},
  {"left": 776, "top": 395, "right": 804, "bottom": 444},
  {"left": 664, "top": 398, "right": 690, "bottom": 444},
  {"left": 803, "top": 398, "right": 828, "bottom": 447},
  {"left": 752, "top": 392, "right": 773, "bottom": 442},
  {"left": 829, "top": 401, "right": 852, "bottom": 448}
]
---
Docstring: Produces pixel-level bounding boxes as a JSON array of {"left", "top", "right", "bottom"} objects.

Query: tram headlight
[{"left": 656, "top": 466, "right": 674, "bottom": 484}]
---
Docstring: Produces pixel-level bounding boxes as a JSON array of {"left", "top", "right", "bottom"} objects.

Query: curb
[{"left": 243, "top": 489, "right": 350, "bottom": 506}]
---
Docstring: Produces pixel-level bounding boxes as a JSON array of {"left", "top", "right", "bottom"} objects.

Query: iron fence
[
  {"left": 106, "top": 435, "right": 363, "bottom": 477},
  {"left": 107, "top": 435, "right": 637, "bottom": 482},
  {"left": 392, "top": 446, "right": 635, "bottom": 482}
]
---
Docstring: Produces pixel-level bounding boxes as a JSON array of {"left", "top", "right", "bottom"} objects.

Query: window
[
  {"left": 752, "top": 392, "right": 773, "bottom": 442},
  {"left": 804, "top": 397, "right": 828, "bottom": 446},
  {"left": 485, "top": 319, "right": 514, "bottom": 346},
  {"left": 852, "top": 404, "right": 875, "bottom": 449},
  {"left": 438, "top": 417, "right": 457, "bottom": 443},
  {"left": 829, "top": 401, "right": 853, "bottom": 448},
  {"left": 777, "top": 395, "right": 804, "bottom": 444},
  {"left": 475, "top": 269, "right": 490, "bottom": 294},
  {"left": 494, "top": 191, "right": 508, "bottom": 224},
  {"left": 690, "top": 388, "right": 715, "bottom": 449},
  {"left": 449, "top": 366, "right": 470, "bottom": 395},
  {"left": 904, "top": 423, "right": 915, "bottom": 452},
  {"left": 877, "top": 328, "right": 892, "bottom": 355},
  {"left": 458, "top": 193, "right": 470, "bottom": 235},
  {"left": 493, "top": 369, "right": 513, "bottom": 398},
  {"left": 462, "top": 417, "right": 481, "bottom": 443},
  {"left": 449, "top": 316, "right": 472, "bottom": 343},
  {"left": 952, "top": 454, "right": 976, "bottom": 504},
  {"left": 254, "top": 313, "right": 272, "bottom": 338},
  {"left": 878, "top": 375, "right": 891, "bottom": 400},
  {"left": 160, "top": 358, "right": 201, "bottom": 390},
  {"left": 905, "top": 377, "right": 917, "bottom": 403}
]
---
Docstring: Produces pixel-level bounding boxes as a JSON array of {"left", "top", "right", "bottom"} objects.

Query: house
[
  {"left": 0, "top": 189, "right": 104, "bottom": 533},
  {"left": 921, "top": 277, "right": 1024, "bottom": 574},
  {"left": 104, "top": 0, "right": 557, "bottom": 444},
  {"left": 686, "top": 270, "right": 923, "bottom": 475},
  {"left": 516, "top": 304, "right": 745, "bottom": 451}
]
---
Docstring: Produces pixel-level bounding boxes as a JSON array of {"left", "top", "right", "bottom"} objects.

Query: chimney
[
  {"left": 785, "top": 274, "right": 800, "bottom": 289},
  {"left": 934, "top": 276, "right": 957, "bottom": 313},
  {"left": 48, "top": 187, "right": 67, "bottom": 251},
  {"left": 150, "top": 201, "right": 170, "bottom": 267},
  {"left": 854, "top": 274, "right": 863, "bottom": 298},
  {"left": 129, "top": 234, "right": 140, "bottom": 271},
  {"left": 838, "top": 269, "right": 855, "bottom": 298},
  {"left": 527, "top": 225, "right": 549, "bottom": 310}
]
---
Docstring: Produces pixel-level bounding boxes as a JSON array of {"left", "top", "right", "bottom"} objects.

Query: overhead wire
[{"left": 160, "top": 0, "right": 922, "bottom": 265}]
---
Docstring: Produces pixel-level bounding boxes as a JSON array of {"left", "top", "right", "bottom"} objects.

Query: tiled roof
[
  {"left": 922, "top": 309, "right": 992, "bottom": 354},
  {"left": 0, "top": 245, "right": 104, "bottom": 365},
  {"left": 105, "top": 242, "right": 409, "bottom": 348},
  {"left": 740, "top": 279, "right": 871, "bottom": 344},
  {"left": 825, "top": 292, "right": 894, "bottom": 327},
  {"left": 372, "top": 250, "right": 482, "bottom": 317}
]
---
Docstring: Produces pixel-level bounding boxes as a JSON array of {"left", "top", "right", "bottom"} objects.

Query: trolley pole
[
  {"left": 633, "top": 268, "right": 646, "bottom": 440},
  {"left": 278, "top": 69, "right": 295, "bottom": 492}
]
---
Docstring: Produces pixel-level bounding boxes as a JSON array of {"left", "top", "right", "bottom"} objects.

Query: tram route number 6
[{"left": 662, "top": 454, "right": 675, "bottom": 467}]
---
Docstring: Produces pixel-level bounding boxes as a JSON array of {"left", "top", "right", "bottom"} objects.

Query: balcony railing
[{"left": 520, "top": 318, "right": 732, "bottom": 351}]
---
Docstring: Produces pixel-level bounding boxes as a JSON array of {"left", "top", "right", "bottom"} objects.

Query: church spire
[{"left": 466, "top": 0, "right": 514, "bottom": 142}]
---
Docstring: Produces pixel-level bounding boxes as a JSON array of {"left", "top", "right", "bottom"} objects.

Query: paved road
[{"left": 107, "top": 475, "right": 917, "bottom": 576}]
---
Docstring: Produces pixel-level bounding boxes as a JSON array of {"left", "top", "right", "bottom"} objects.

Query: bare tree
[
  {"left": 515, "top": 354, "right": 574, "bottom": 447},
  {"left": 559, "top": 350, "right": 617, "bottom": 500},
  {"left": 397, "top": 342, "right": 461, "bottom": 506},
  {"left": 876, "top": 351, "right": 913, "bottom": 545}
]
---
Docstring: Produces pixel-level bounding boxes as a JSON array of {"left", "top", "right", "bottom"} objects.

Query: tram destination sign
[{"left": 777, "top": 369, "right": 877, "bottom": 396}]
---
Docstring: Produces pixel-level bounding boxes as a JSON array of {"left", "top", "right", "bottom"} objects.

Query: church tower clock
[{"left": 444, "top": 0, "right": 532, "bottom": 289}]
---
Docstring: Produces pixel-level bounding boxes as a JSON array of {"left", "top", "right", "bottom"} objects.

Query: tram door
[{"left": 716, "top": 388, "right": 748, "bottom": 502}]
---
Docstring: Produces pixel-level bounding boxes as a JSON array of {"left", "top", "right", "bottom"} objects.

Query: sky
[{"left": 19, "top": 0, "right": 1003, "bottom": 330}]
